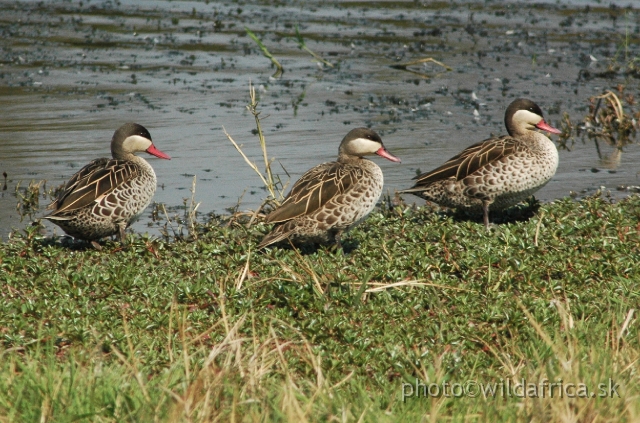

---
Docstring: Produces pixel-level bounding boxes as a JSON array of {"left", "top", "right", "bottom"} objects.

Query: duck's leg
[
  {"left": 90, "top": 240, "right": 103, "bottom": 251},
  {"left": 482, "top": 200, "right": 491, "bottom": 229},
  {"left": 117, "top": 222, "right": 127, "bottom": 244},
  {"left": 334, "top": 230, "right": 343, "bottom": 251}
]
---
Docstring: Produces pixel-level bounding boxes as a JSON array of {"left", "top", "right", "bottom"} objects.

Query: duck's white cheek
[
  {"left": 512, "top": 109, "right": 542, "bottom": 126},
  {"left": 122, "top": 135, "right": 152, "bottom": 151},
  {"left": 348, "top": 137, "right": 381, "bottom": 155}
]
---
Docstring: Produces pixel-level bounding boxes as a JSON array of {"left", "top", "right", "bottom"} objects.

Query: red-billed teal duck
[
  {"left": 44, "top": 123, "right": 170, "bottom": 247},
  {"left": 259, "top": 127, "right": 401, "bottom": 249},
  {"left": 401, "top": 98, "right": 561, "bottom": 228}
]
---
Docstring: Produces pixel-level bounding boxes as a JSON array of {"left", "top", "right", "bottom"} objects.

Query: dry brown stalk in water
[
  {"left": 586, "top": 89, "right": 638, "bottom": 147},
  {"left": 224, "top": 82, "right": 288, "bottom": 219},
  {"left": 390, "top": 57, "right": 452, "bottom": 78}
]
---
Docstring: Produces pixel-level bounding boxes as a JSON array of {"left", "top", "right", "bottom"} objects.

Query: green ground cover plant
[{"left": 1, "top": 194, "right": 639, "bottom": 422}]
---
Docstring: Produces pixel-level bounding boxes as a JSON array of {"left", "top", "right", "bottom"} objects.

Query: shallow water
[{"left": 1, "top": 0, "right": 639, "bottom": 240}]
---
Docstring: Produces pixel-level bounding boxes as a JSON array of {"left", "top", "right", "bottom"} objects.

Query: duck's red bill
[
  {"left": 536, "top": 120, "right": 562, "bottom": 134},
  {"left": 146, "top": 144, "right": 171, "bottom": 159},
  {"left": 376, "top": 147, "right": 401, "bottom": 163}
]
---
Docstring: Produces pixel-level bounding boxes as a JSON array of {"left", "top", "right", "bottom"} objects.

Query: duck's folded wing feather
[
  {"left": 266, "top": 162, "right": 356, "bottom": 223},
  {"left": 48, "top": 158, "right": 140, "bottom": 214},
  {"left": 412, "top": 136, "right": 521, "bottom": 186}
]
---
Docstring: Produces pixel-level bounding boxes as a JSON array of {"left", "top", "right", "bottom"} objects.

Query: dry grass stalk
[
  {"left": 390, "top": 57, "right": 452, "bottom": 78},
  {"left": 224, "top": 84, "right": 287, "bottom": 213},
  {"left": 363, "top": 279, "right": 471, "bottom": 293},
  {"left": 160, "top": 204, "right": 179, "bottom": 239},
  {"left": 186, "top": 175, "right": 201, "bottom": 240},
  {"left": 587, "top": 89, "right": 637, "bottom": 146},
  {"left": 159, "top": 312, "right": 340, "bottom": 422}
]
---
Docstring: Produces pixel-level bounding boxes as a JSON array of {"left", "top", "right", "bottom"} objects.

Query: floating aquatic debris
[{"left": 389, "top": 57, "right": 452, "bottom": 78}]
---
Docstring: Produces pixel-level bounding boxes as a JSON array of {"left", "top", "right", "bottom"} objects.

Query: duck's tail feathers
[
  {"left": 257, "top": 225, "right": 293, "bottom": 249},
  {"left": 42, "top": 214, "right": 74, "bottom": 221}
]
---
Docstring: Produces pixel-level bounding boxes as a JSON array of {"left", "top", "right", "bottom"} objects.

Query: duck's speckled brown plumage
[
  {"left": 259, "top": 128, "right": 400, "bottom": 249},
  {"left": 44, "top": 123, "right": 170, "bottom": 242},
  {"left": 402, "top": 98, "right": 561, "bottom": 227}
]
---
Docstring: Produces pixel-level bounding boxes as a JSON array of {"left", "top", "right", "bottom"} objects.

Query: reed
[
  {"left": 293, "top": 25, "right": 333, "bottom": 68},
  {"left": 245, "top": 27, "right": 283, "bottom": 78},
  {"left": 224, "top": 82, "right": 287, "bottom": 210}
]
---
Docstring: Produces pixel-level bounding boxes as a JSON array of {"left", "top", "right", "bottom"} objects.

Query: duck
[
  {"left": 401, "top": 98, "right": 561, "bottom": 228},
  {"left": 258, "top": 127, "right": 401, "bottom": 249},
  {"left": 44, "top": 123, "right": 170, "bottom": 248}
]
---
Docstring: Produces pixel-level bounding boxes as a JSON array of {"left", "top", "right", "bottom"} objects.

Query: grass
[
  {"left": 245, "top": 27, "right": 283, "bottom": 79},
  {"left": 606, "top": 11, "right": 640, "bottom": 78},
  {"left": 4, "top": 85, "right": 639, "bottom": 421},
  {"left": 14, "top": 180, "right": 47, "bottom": 222},
  {"left": 293, "top": 25, "right": 333, "bottom": 69},
  {"left": 1, "top": 194, "right": 640, "bottom": 422}
]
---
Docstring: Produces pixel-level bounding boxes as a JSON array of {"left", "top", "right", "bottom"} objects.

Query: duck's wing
[
  {"left": 265, "top": 162, "right": 357, "bottom": 223},
  {"left": 47, "top": 158, "right": 140, "bottom": 214},
  {"left": 410, "top": 135, "right": 522, "bottom": 187}
]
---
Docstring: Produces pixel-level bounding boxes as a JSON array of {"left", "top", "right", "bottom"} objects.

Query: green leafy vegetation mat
[{"left": 1, "top": 195, "right": 639, "bottom": 422}]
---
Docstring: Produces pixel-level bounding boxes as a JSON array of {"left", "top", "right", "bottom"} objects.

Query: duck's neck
[
  {"left": 337, "top": 153, "right": 365, "bottom": 164},
  {"left": 113, "top": 151, "right": 155, "bottom": 173},
  {"left": 509, "top": 130, "right": 553, "bottom": 151}
]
